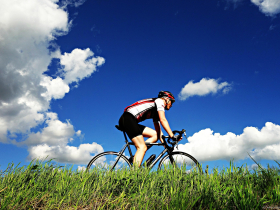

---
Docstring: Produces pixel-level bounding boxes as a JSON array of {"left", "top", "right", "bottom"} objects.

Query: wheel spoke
[
  {"left": 87, "top": 152, "right": 131, "bottom": 171},
  {"left": 159, "top": 152, "right": 201, "bottom": 173}
]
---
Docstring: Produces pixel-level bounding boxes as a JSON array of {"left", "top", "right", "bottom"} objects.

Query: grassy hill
[{"left": 0, "top": 160, "right": 280, "bottom": 209}]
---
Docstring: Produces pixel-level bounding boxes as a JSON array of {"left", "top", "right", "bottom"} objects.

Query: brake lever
[
  {"left": 184, "top": 132, "right": 187, "bottom": 140},
  {"left": 175, "top": 134, "right": 182, "bottom": 150}
]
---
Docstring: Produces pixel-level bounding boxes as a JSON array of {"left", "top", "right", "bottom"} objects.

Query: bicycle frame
[{"left": 111, "top": 130, "right": 175, "bottom": 170}]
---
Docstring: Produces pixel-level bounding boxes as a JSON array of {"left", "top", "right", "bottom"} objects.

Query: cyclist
[{"left": 118, "top": 91, "right": 178, "bottom": 167}]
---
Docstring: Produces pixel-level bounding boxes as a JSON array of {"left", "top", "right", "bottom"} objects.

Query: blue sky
[{"left": 1, "top": 0, "right": 280, "bottom": 172}]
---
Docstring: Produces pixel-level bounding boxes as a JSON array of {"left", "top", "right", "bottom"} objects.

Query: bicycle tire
[
  {"left": 158, "top": 151, "right": 202, "bottom": 173},
  {"left": 87, "top": 151, "right": 132, "bottom": 171}
]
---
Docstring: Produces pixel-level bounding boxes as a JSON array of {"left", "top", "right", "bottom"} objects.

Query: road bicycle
[{"left": 87, "top": 125, "right": 202, "bottom": 173}]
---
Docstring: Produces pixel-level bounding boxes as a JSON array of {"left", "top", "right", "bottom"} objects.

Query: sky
[{"left": 1, "top": 0, "right": 280, "bottom": 172}]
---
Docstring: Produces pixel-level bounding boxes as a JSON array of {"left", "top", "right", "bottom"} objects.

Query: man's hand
[{"left": 172, "top": 135, "right": 183, "bottom": 142}]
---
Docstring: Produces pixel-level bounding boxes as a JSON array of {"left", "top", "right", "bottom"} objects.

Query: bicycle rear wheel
[
  {"left": 158, "top": 151, "right": 202, "bottom": 173},
  {"left": 87, "top": 151, "right": 132, "bottom": 171}
]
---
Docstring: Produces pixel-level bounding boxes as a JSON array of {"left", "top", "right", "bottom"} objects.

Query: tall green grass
[{"left": 0, "top": 159, "right": 280, "bottom": 209}]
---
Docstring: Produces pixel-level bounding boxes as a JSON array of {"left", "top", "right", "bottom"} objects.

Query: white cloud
[
  {"left": 0, "top": 0, "right": 104, "bottom": 164},
  {"left": 76, "top": 130, "right": 82, "bottom": 136},
  {"left": 177, "top": 122, "right": 280, "bottom": 162},
  {"left": 60, "top": 48, "right": 105, "bottom": 84},
  {"left": 0, "top": 0, "right": 69, "bottom": 141},
  {"left": 19, "top": 112, "right": 75, "bottom": 147},
  {"left": 252, "top": 144, "right": 280, "bottom": 160},
  {"left": 250, "top": 163, "right": 259, "bottom": 170},
  {"left": 178, "top": 78, "right": 232, "bottom": 100},
  {"left": 251, "top": 0, "right": 280, "bottom": 16},
  {"left": 40, "top": 76, "right": 70, "bottom": 100},
  {"left": 226, "top": 0, "right": 280, "bottom": 16},
  {"left": 77, "top": 166, "right": 86, "bottom": 171},
  {"left": 60, "top": 0, "right": 87, "bottom": 8},
  {"left": 27, "top": 142, "right": 103, "bottom": 165}
]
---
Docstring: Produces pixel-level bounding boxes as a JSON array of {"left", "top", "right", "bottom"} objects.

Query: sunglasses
[{"left": 168, "top": 99, "right": 175, "bottom": 105}]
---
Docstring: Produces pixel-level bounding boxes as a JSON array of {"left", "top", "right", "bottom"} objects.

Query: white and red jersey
[{"left": 124, "top": 98, "right": 165, "bottom": 122}]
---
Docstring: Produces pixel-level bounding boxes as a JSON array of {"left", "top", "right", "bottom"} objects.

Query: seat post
[
  {"left": 123, "top": 131, "right": 129, "bottom": 143},
  {"left": 115, "top": 125, "right": 134, "bottom": 158},
  {"left": 123, "top": 131, "right": 133, "bottom": 157}
]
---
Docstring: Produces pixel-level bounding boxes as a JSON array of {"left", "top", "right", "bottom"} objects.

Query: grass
[{"left": 0, "top": 159, "right": 280, "bottom": 209}]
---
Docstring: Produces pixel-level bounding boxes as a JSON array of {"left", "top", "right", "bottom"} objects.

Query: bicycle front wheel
[
  {"left": 87, "top": 151, "right": 132, "bottom": 171},
  {"left": 158, "top": 151, "right": 202, "bottom": 173}
]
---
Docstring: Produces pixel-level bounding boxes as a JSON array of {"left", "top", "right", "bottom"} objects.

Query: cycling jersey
[{"left": 124, "top": 98, "right": 165, "bottom": 122}]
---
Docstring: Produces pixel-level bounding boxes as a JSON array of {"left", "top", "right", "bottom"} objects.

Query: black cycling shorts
[{"left": 118, "top": 112, "right": 146, "bottom": 140}]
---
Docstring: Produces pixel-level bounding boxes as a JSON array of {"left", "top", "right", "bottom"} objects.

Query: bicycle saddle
[{"left": 115, "top": 125, "right": 125, "bottom": 132}]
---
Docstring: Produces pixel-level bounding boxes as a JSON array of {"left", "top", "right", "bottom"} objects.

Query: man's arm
[
  {"left": 158, "top": 110, "right": 174, "bottom": 138},
  {"left": 154, "top": 121, "right": 164, "bottom": 143}
]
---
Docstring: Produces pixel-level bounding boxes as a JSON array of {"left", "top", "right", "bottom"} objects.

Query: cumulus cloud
[
  {"left": 78, "top": 166, "right": 86, "bottom": 171},
  {"left": 250, "top": 164, "right": 259, "bottom": 170},
  {"left": 178, "top": 78, "right": 232, "bottom": 100},
  {"left": 0, "top": 0, "right": 104, "bottom": 163},
  {"left": 40, "top": 76, "right": 70, "bottom": 100},
  {"left": 177, "top": 122, "right": 280, "bottom": 162},
  {"left": 61, "top": 0, "right": 87, "bottom": 8},
  {"left": 226, "top": 0, "right": 280, "bottom": 16},
  {"left": 27, "top": 142, "right": 103, "bottom": 165},
  {"left": 19, "top": 112, "right": 75, "bottom": 147},
  {"left": 60, "top": 48, "right": 105, "bottom": 84},
  {"left": 251, "top": 0, "right": 280, "bottom": 16}
]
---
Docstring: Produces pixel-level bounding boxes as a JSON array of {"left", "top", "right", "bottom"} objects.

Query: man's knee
[{"left": 137, "top": 144, "right": 147, "bottom": 152}]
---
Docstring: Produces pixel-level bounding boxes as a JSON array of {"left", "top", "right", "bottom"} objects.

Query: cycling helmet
[{"left": 158, "top": 91, "right": 175, "bottom": 103}]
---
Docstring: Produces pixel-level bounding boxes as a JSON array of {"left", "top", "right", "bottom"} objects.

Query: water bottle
[{"left": 145, "top": 154, "right": 156, "bottom": 167}]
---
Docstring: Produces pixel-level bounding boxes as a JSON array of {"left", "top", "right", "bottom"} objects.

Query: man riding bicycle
[{"left": 118, "top": 91, "right": 180, "bottom": 167}]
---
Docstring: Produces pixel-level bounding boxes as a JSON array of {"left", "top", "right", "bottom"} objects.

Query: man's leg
[
  {"left": 131, "top": 135, "right": 147, "bottom": 167},
  {"left": 142, "top": 127, "right": 163, "bottom": 150}
]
